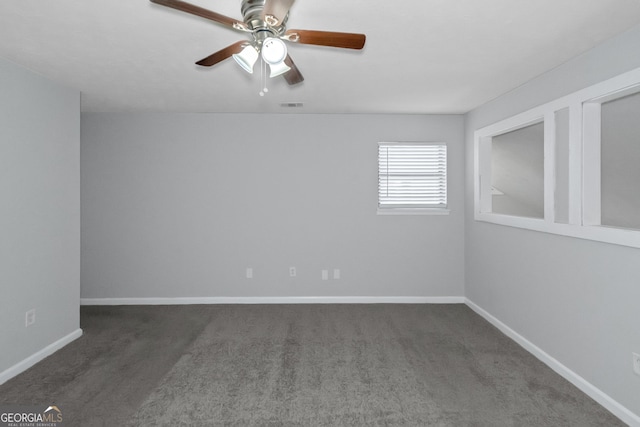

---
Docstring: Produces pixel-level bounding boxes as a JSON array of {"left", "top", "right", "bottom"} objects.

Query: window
[
  {"left": 599, "top": 91, "right": 640, "bottom": 230},
  {"left": 474, "top": 65, "right": 640, "bottom": 248},
  {"left": 378, "top": 142, "right": 448, "bottom": 214},
  {"left": 490, "top": 121, "right": 545, "bottom": 219}
]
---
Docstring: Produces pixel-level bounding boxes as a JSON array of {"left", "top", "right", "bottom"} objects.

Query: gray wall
[
  {"left": 81, "top": 113, "right": 465, "bottom": 299},
  {"left": 0, "top": 58, "right": 80, "bottom": 372},
  {"left": 465, "top": 25, "right": 640, "bottom": 416}
]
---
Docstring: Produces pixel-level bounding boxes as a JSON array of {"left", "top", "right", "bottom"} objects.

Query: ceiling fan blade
[
  {"left": 195, "top": 41, "right": 247, "bottom": 67},
  {"left": 150, "top": 0, "right": 249, "bottom": 32},
  {"left": 261, "top": 0, "right": 295, "bottom": 26},
  {"left": 283, "top": 55, "right": 304, "bottom": 85},
  {"left": 284, "top": 29, "right": 366, "bottom": 50}
]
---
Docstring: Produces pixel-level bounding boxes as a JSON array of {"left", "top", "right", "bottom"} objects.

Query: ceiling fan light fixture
[
  {"left": 150, "top": 0, "right": 367, "bottom": 87},
  {"left": 261, "top": 37, "right": 291, "bottom": 77},
  {"left": 232, "top": 44, "right": 259, "bottom": 74},
  {"left": 268, "top": 61, "right": 291, "bottom": 78}
]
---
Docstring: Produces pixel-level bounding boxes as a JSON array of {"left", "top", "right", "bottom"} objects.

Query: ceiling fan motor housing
[{"left": 241, "top": 0, "right": 288, "bottom": 34}]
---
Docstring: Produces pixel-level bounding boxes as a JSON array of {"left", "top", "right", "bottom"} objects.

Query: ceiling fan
[{"left": 150, "top": 0, "right": 367, "bottom": 85}]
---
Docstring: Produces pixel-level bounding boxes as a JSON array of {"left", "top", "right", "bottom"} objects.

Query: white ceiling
[{"left": 1, "top": 0, "right": 640, "bottom": 114}]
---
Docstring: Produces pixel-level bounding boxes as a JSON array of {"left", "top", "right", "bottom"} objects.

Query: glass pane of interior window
[
  {"left": 555, "top": 108, "right": 570, "bottom": 224},
  {"left": 491, "top": 122, "right": 545, "bottom": 218},
  {"left": 601, "top": 91, "right": 640, "bottom": 230}
]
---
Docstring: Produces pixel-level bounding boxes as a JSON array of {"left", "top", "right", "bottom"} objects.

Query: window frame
[
  {"left": 474, "top": 65, "right": 640, "bottom": 249},
  {"left": 377, "top": 142, "right": 449, "bottom": 215},
  {"left": 487, "top": 118, "right": 546, "bottom": 219}
]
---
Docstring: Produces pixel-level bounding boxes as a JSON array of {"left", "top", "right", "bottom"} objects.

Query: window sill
[
  {"left": 475, "top": 211, "right": 640, "bottom": 249},
  {"left": 377, "top": 208, "right": 450, "bottom": 216}
]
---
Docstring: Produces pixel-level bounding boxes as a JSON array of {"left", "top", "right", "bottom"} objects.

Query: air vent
[{"left": 280, "top": 102, "right": 304, "bottom": 108}]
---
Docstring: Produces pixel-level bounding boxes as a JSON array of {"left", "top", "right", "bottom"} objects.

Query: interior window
[
  {"left": 490, "top": 122, "right": 545, "bottom": 219},
  {"left": 601, "top": 91, "right": 640, "bottom": 230}
]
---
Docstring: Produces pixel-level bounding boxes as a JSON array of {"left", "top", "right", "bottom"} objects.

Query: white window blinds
[{"left": 378, "top": 143, "right": 447, "bottom": 209}]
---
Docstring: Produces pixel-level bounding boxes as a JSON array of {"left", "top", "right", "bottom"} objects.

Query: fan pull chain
[
  {"left": 259, "top": 59, "right": 264, "bottom": 97},
  {"left": 259, "top": 59, "right": 269, "bottom": 97},
  {"left": 263, "top": 60, "right": 269, "bottom": 94}
]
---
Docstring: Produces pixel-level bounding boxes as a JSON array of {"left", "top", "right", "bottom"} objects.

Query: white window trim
[
  {"left": 377, "top": 208, "right": 451, "bottom": 215},
  {"left": 474, "top": 65, "right": 640, "bottom": 249},
  {"left": 378, "top": 142, "right": 450, "bottom": 215}
]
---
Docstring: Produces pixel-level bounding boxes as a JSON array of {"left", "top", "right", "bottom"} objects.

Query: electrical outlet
[
  {"left": 25, "top": 309, "right": 36, "bottom": 327},
  {"left": 246, "top": 267, "right": 253, "bottom": 279},
  {"left": 289, "top": 267, "right": 296, "bottom": 277},
  {"left": 321, "top": 270, "right": 328, "bottom": 281},
  {"left": 633, "top": 353, "right": 640, "bottom": 376}
]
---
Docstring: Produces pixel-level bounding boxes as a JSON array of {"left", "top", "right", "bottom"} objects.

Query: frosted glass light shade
[
  {"left": 261, "top": 38, "right": 290, "bottom": 77},
  {"left": 232, "top": 45, "right": 259, "bottom": 74},
  {"left": 268, "top": 61, "right": 291, "bottom": 78}
]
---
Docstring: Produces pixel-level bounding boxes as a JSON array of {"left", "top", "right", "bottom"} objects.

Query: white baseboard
[
  {"left": 81, "top": 296, "right": 465, "bottom": 306},
  {"left": 0, "top": 328, "right": 83, "bottom": 386},
  {"left": 465, "top": 299, "right": 640, "bottom": 427}
]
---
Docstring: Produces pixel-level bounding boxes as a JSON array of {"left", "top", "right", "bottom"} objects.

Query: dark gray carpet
[{"left": 0, "top": 304, "right": 623, "bottom": 426}]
